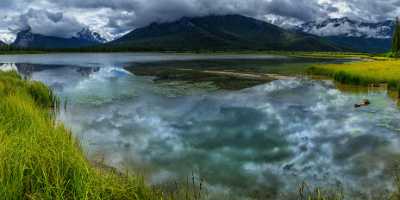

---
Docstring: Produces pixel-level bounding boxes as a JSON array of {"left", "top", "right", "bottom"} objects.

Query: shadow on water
[
  {"left": 124, "top": 57, "right": 353, "bottom": 90},
  {"left": 125, "top": 57, "right": 352, "bottom": 75}
]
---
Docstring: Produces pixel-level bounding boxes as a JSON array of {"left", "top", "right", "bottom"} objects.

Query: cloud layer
[{"left": 0, "top": 0, "right": 399, "bottom": 43}]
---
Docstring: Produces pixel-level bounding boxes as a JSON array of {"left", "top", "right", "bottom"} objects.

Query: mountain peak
[
  {"left": 294, "top": 17, "right": 395, "bottom": 53},
  {"left": 75, "top": 28, "right": 106, "bottom": 43},
  {"left": 298, "top": 17, "right": 394, "bottom": 39},
  {"left": 16, "top": 27, "right": 34, "bottom": 38},
  {"left": 12, "top": 27, "right": 104, "bottom": 49},
  {"left": 19, "top": 26, "right": 32, "bottom": 34}
]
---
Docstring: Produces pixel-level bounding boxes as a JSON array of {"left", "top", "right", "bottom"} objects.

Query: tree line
[{"left": 392, "top": 17, "right": 400, "bottom": 57}]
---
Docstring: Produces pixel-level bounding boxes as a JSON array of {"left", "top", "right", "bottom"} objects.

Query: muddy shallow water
[{"left": 1, "top": 53, "right": 399, "bottom": 200}]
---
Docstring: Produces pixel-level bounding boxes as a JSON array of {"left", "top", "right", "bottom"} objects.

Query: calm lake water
[{"left": 1, "top": 53, "right": 400, "bottom": 200}]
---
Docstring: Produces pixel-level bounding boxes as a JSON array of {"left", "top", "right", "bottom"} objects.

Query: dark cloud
[
  {"left": 264, "top": 0, "right": 325, "bottom": 22},
  {"left": 12, "top": 9, "right": 84, "bottom": 38},
  {"left": 46, "top": 12, "right": 63, "bottom": 23},
  {"left": 51, "top": 0, "right": 139, "bottom": 10},
  {"left": 0, "top": 0, "right": 399, "bottom": 42}
]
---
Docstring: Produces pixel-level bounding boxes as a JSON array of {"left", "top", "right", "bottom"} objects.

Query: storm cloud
[
  {"left": 0, "top": 0, "right": 399, "bottom": 43},
  {"left": 11, "top": 9, "right": 84, "bottom": 38}
]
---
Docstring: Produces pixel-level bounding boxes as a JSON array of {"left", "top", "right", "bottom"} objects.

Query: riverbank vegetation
[
  {"left": 0, "top": 71, "right": 172, "bottom": 199},
  {"left": 309, "top": 60, "right": 400, "bottom": 97},
  {"left": 0, "top": 45, "right": 45, "bottom": 54}
]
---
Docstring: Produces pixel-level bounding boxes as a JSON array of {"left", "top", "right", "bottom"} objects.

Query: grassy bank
[
  {"left": 309, "top": 60, "right": 400, "bottom": 98},
  {"left": 0, "top": 71, "right": 170, "bottom": 200}
]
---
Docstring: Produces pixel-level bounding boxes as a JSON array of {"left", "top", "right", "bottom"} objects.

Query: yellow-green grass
[
  {"left": 309, "top": 60, "right": 400, "bottom": 97},
  {"left": 0, "top": 71, "right": 172, "bottom": 200},
  {"left": 288, "top": 52, "right": 389, "bottom": 60}
]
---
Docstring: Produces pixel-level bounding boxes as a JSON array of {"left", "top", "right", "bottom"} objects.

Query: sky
[{"left": 0, "top": 0, "right": 399, "bottom": 43}]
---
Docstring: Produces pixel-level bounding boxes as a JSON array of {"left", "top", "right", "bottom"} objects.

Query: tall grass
[
  {"left": 0, "top": 71, "right": 174, "bottom": 200},
  {"left": 298, "top": 183, "right": 343, "bottom": 200},
  {"left": 308, "top": 60, "right": 400, "bottom": 98}
]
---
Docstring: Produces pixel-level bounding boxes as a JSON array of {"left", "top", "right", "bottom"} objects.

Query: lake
[{"left": 1, "top": 53, "right": 400, "bottom": 200}]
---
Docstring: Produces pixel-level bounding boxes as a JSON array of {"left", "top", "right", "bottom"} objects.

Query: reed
[{"left": 309, "top": 60, "right": 400, "bottom": 97}]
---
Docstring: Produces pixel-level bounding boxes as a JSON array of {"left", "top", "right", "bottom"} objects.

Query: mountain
[
  {"left": 110, "top": 15, "right": 342, "bottom": 52},
  {"left": 12, "top": 28, "right": 106, "bottom": 49},
  {"left": 76, "top": 28, "right": 107, "bottom": 44},
  {"left": 295, "top": 18, "right": 394, "bottom": 53}
]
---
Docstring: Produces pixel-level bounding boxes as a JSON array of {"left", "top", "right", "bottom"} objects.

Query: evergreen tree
[{"left": 392, "top": 17, "right": 400, "bottom": 57}]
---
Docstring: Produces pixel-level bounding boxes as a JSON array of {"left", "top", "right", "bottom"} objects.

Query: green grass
[
  {"left": 298, "top": 183, "right": 344, "bottom": 200},
  {"left": 0, "top": 71, "right": 176, "bottom": 200},
  {"left": 309, "top": 59, "right": 400, "bottom": 98}
]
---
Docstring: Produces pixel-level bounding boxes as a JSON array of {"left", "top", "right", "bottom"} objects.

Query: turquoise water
[{"left": 1, "top": 53, "right": 399, "bottom": 200}]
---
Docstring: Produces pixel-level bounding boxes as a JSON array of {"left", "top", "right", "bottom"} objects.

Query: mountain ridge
[
  {"left": 75, "top": 28, "right": 107, "bottom": 44},
  {"left": 12, "top": 27, "right": 106, "bottom": 49},
  {"left": 109, "top": 14, "right": 342, "bottom": 52},
  {"left": 295, "top": 17, "right": 394, "bottom": 53}
]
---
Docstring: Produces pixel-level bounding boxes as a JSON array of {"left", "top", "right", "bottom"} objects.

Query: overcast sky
[{"left": 0, "top": 0, "right": 399, "bottom": 43}]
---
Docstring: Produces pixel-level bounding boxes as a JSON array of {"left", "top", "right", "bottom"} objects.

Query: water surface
[{"left": 1, "top": 53, "right": 399, "bottom": 200}]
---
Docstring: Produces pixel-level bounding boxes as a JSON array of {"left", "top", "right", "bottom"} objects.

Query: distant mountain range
[
  {"left": 3, "top": 15, "right": 396, "bottom": 52},
  {"left": 295, "top": 17, "right": 394, "bottom": 53},
  {"left": 12, "top": 27, "right": 106, "bottom": 49},
  {"left": 109, "top": 15, "right": 341, "bottom": 51}
]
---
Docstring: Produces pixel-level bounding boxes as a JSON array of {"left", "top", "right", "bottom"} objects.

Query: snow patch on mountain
[
  {"left": 1, "top": 27, "right": 108, "bottom": 45},
  {"left": 0, "top": 30, "right": 17, "bottom": 44},
  {"left": 75, "top": 28, "right": 107, "bottom": 43}
]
